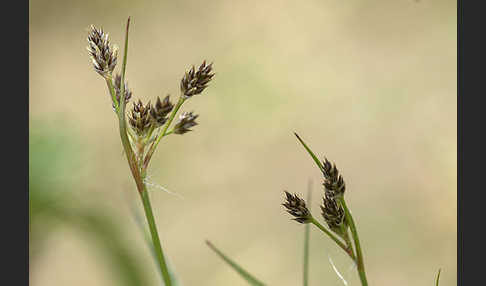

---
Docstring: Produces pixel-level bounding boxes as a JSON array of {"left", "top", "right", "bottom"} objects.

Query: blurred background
[{"left": 29, "top": 0, "right": 456, "bottom": 285}]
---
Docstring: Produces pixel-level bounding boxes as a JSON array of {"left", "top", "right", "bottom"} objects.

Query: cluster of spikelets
[
  {"left": 125, "top": 60, "right": 213, "bottom": 138},
  {"left": 283, "top": 154, "right": 348, "bottom": 238},
  {"left": 87, "top": 24, "right": 214, "bottom": 163}
]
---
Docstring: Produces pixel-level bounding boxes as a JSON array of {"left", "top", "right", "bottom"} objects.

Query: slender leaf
[
  {"left": 206, "top": 241, "right": 266, "bottom": 286},
  {"left": 435, "top": 268, "right": 441, "bottom": 286},
  {"left": 294, "top": 133, "right": 324, "bottom": 171}
]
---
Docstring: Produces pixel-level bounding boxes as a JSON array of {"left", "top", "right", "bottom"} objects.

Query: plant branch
[
  {"left": 310, "top": 217, "right": 355, "bottom": 261},
  {"left": 143, "top": 96, "right": 185, "bottom": 170}
]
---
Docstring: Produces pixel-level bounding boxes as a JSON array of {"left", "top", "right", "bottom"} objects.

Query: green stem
[
  {"left": 338, "top": 197, "right": 368, "bottom": 286},
  {"left": 140, "top": 185, "right": 173, "bottom": 286},
  {"left": 113, "top": 17, "right": 173, "bottom": 286},
  {"left": 435, "top": 268, "right": 441, "bottom": 286},
  {"left": 310, "top": 218, "right": 355, "bottom": 261},
  {"left": 143, "top": 97, "right": 185, "bottom": 170},
  {"left": 341, "top": 224, "right": 355, "bottom": 260},
  {"left": 105, "top": 75, "right": 119, "bottom": 112},
  {"left": 144, "top": 124, "right": 156, "bottom": 143},
  {"left": 105, "top": 73, "right": 144, "bottom": 194}
]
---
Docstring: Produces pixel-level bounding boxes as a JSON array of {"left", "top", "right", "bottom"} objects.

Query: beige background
[{"left": 30, "top": 0, "right": 456, "bottom": 285}]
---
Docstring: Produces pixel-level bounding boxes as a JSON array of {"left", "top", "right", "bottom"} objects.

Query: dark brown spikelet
[
  {"left": 282, "top": 191, "right": 311, "bottom": 224},
  {"left": 322, "top": 158, "right": 346, "bottom": 197},
  {"left": 320, "top": 193, "right": 345, "bottom": 233},
  {"left": 173, "top": 112, "right": 199, "bottom": 134},
  {"left": 150, "top": 95, "right": 174, "bottom": 127},
  {"left": 128, "top": 100, "right": 152, "bottom": 136},
  {"left": 113, "top": 74, "right": 132, "bottom": 107},
  {"left": 180, "top": 61, "right": 214, "bottom": 98},
  {"left": 87, "top": 25, "right": 118, "bottom": 77}
]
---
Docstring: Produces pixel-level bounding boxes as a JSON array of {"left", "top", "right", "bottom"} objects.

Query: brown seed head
[
  {"left": 322, "top": 158, "right": 346, "bottom": 197},
  {"left": 128, "top": 100, "right": 152, "bottom": 136},
  {"left": 87, "top": 25, "right": 118, "bottom": 77},
  {"left": 150, "top": 95, "right": 174, "bottom": 127},
  {"left": 113, "top": 74, "right": 132, "bottom": 108},
  {"left": 320, "top": 193, "right": 345, "bottom": 232},
  {"left": 173, "top": 111, "right": 199, "bottom": 134},
  {"left": 282, "top": 191, "right": 311, "bottom": 224},
  {"left": 180, "top": 61, "right": 214, "bottom": 98}
]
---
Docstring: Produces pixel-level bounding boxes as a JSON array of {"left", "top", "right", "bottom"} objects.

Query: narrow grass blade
[
  {"left": 435, "top": 268, "right": 441, "bottom": 286},
  {"left": 206, "top": 241, "right": 266, "bottom": 286},
  {"left": 303, "top": 181, "right": 312, "bottom": 286},
  {"left": 294, "top": 133, "right": 324, "bottom": 171}
]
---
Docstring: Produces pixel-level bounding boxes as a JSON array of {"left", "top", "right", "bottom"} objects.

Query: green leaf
[
  {"left": 206, "top": 241, "right": 266, "bottom": 286},
  {"left": 303, "top": 181, "right": 312, "bottom": 286},
  {"left": 294, "top": 133, "right": 324, "bottom": 171},
  {"left": 435, "top": 268, "right": 442, "bottom": 286}
]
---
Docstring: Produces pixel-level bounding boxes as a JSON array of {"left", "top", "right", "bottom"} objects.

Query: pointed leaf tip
[
  {"left": 294, "top": 133, "right": 324, "bottom": 171},
  {"left": 207, "top": 241, "right": 266, "bottom": 286}
]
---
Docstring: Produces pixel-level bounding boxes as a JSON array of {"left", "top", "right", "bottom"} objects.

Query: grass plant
[{"left": 87, "top": 17, "right": 214, "bottom": 286}]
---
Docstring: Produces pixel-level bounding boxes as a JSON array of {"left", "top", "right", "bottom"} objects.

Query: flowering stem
[
  {"left": 139, "top": 183, "right": 173, "bottom": 286},
  {"left": 143, "top": 96, "right": 185, "bottom": 170},
  {"left": 338, "top": 197, "right": 368, "bottom": 286},
  {"left": 113, "top": 17, "right": 173, "bottom": 286},
  {"left": 310, "top": 217, "right": 355, "bottom": 260}
]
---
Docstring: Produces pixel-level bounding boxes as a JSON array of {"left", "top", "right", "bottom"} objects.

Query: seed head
[
  {"left": 87, "top": 25, "right": 118, "bottom": 77},
  {"left": 322, "top": 158, "right": 346, "bottom": 197},
  {"left": 320, "top": 193, "right": 345, "bottom": 232},
  {"left": 128, "top": 100, "right": 152, "bottom": 136},
  {"left": 173, "top": 112, "right": 199, "bottom": 134},
  {"left": 180, "top": 61, "right": 214, "bottom": 98},
  {"left": 282, "top": 191, "right": 311, "bottom": 224},
  {"left": 150, "top": 95, "right": 174, "bottom": 127},
  {"left": 113, "top": 74, "right": 132, "bottom": 108}
]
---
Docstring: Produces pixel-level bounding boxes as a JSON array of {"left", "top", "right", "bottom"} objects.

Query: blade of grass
[
  {"left": 206, "top": 241, "right": 266, "bottom": 286},
  {"left": 303, "top": 181, "right": 312, "bottom": 286},
  {"left": 119, "top": 17, "right": 130, "bottom": 113},
  {"left": 435, "top": 268, "right": 442, "bottom": 286},
  {"left": 294, "top": 133, "right": 324, "bottom": 171}
]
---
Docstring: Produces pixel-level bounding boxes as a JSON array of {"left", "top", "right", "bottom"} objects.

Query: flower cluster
[
  {"left": 87, "top": 25, "right": 118, "bottom": 77},
  {"left": 282, "top": 191, "right": 311, "bottom": 224},
  {"left": 180, "top": 61, "right": 215, "bottom": 98},
  {"left": 87, "top": 24, "right": 214, "bottom": 169}
]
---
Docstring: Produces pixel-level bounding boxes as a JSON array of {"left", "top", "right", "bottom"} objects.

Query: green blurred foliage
[{"left": 29, "top": 121, "right": 149, "bottom": 286}]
